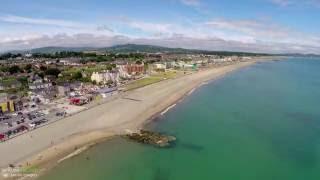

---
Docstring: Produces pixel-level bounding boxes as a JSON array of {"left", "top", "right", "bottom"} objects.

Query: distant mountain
[
  {"left": 104, "top": 44, "right": 270, "bottom": 56},
  {"left": 25, "top": 46, "right": 99, "bottom": 54},
  {"left": 7, "top": 47, "right": 88, "bottom": 54},
  {"left": 6, "top": 44, "right": 271, "bottom": 56},
  {"left": 104, "top": 44, "right": 191, "bottom": 53},
  {"left": 23, "top": 44, "right": 207, "bottom": 54}
]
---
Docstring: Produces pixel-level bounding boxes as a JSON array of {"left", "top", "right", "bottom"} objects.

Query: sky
[{"left": 0, "top": 0, "right": 320, "bottom": 53}]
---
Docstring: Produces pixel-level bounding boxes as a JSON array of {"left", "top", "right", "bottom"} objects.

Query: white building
[
  {"left": 165, "top": 61, "right": 179, "bottom": 69},
  {"left": 153, "top": 63, "right": 166, "bottom": 71},
  {"left": 117, "top": 65, "right": 131, "bottom": 79},
  {"left": 177, "top": 61, "right": 194, "bottom": 69},
  {"left": 91, "top": 71, "right": 119, "bottom": 84},
  {"left": 28, "top": 82, "right": 53, "bottom": 90}
]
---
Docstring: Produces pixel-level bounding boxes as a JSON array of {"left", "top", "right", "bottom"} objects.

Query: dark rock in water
[{"left": 125, "top": 130, "right": 176, "bottom": 148}]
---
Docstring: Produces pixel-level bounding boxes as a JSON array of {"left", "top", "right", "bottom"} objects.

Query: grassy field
[{"left": 124, "top": 71, "right": 182, "bottom": 91}]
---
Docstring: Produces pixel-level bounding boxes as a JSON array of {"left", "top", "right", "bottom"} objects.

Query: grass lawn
[{"left": 124, "top": 71, "right": 181, "bottom": 91}]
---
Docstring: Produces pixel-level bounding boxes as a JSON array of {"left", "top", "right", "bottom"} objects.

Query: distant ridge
[
  {"left": 6, "top": 44, "right": 270, "bottom": 56},
  {"left": 104, "top": 44, "right": 190, "bottom": 53},
  {"left": 13, "top": 46, "right": 99, "bottom": 54}
]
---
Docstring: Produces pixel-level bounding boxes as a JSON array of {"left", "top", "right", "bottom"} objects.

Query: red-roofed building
[{"left": 118, "top": 63, "right": 145, "bottom": 79}]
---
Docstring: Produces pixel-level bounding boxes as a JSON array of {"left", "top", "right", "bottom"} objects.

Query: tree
[
  {"left": 24, "top": 64, "right": 32, "bottom": 73},
  {"left": 17, "top": 76, "right": 28, "bottom": 87},
  {"left": 0, "top": 65, "right": 9, "bottom": 72},
  {"left": 45, "top": 68, "right": 61, "bottom": 77},
  {"left": 9, "top": 65, "right": 21, "bottom": 74},
  {"left": 37, "top": 72, "right": 45, "bottom": 79},
  {"left": 72, "top": 71, "right": 83, "bottom": 80},
  {"left": 40, "top": 65, "right": 47, "bottom": 71},
  {"left": 80, "top": 59, "right": 86, "bottom": 64},
  {"left": 106, "top": 65, "right": 113, "bottom": 71}
]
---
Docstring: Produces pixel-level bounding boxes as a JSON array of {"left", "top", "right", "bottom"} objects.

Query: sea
[{"left": 39, "top": 57, "right": 320, "bottom": 180}]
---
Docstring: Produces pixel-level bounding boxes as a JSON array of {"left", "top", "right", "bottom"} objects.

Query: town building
[
  {"left": 57, "top": 85, "right": 71, "bottom": 97},
  {"left": 152, "top": 63, "right": 166, "bottom": 72},
  {"left": 91, "top": 71, "right": 120, "bottom": 85},
  {"left": 29, "top": 82, "right": 53, "bottom": 90},
  {"left": 28, "top": 74, "right": 53, "bottom": 90},
  {"left": 0, "top": 93, "right": 15, "bottom": 113},
  {"left": 117, "top": 63, "right": 145, "bottom": 79}
]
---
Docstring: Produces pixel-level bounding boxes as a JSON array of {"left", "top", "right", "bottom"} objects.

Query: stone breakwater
[{"left": 125, "top": 130, "right": 176, "bottom": 148}]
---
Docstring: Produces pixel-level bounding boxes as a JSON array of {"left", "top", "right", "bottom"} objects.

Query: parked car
[
  {"left": 28, "top": 122, "right": 36, "bottom": 129},
  {"left": 56, "top": 112, "right": 66, "bottom": 116},
  {"left": 5, "top": 122, "right": 13, "bottom": 127},
  {"left": 0, "top": 116, "right": 10, "bottom": 121}
]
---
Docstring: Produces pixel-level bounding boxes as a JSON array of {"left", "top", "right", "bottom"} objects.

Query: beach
[{"left": 0, "top": 60, "right": 260, "bottom": 179}]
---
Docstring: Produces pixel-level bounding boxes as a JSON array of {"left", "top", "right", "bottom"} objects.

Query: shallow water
[{"left": 40, "top": 58, "right": 320, "bottom": 180}]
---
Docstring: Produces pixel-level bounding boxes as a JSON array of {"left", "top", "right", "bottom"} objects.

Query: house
[
  {"left": 8, "top": 95, "right": 23, "bottom": 111},
  {"left": 176, "top": 61, "right": 195, "bottom": 69},
  {"left": 29, "top": 82, "right": 53, "bottom": 90},
  {"left": 0, "top": 93, "right": 15, "bottom": 113},
  {"left": 57, "top": 85, "right": 71, "bottom": 97},
  {"left": 153, "top": 63, "right": 166, "bottom": 72},
  {"left": 28, "top": 74, "right": 43, "bottom": 84},
  {"left": 44, "top": 75, "right": 57, "bottom": 83},
  {"left": 24, "top": 53, "right": 32, "bottom": 58},
  {"left": 91, "top": 71, "right": 120, "bottom": 85},
  {"left": 117, "top": 63, "right": 145, "bottom": 79},
  {"left": 165, "top": 61, "right": 179, "bottom": 69},
  {"left": 28, "top": 73, "right": 53, "bottom": 90}
]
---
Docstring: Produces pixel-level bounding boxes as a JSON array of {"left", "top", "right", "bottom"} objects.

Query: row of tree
[{"left": 0, "top": 51, "right": 146, "bottom": 61}]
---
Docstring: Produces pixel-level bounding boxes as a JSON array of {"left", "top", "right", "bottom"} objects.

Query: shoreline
[{"left": 0, "top": 58, "right": 276, "bottom": 180}]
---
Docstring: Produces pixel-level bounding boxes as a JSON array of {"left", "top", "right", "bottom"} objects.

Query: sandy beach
[{"left": 0, "top": 60, "right": 263, "bottom": 179}]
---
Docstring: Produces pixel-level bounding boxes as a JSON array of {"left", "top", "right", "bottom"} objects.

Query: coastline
[{"left": 0, "top": 58, "right": 275, "bottom": 180}]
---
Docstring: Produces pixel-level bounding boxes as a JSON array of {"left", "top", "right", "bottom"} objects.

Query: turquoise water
[{"left": 40, "top": 58, "right": 320, "bottom": 180}]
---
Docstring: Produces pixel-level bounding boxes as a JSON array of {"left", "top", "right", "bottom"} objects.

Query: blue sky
[{"left": 0, "top": 0, "right": 320, "bottom": 53}]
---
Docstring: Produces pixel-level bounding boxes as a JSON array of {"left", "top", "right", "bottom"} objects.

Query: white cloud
[
  {"left": 205, "top": 19, "right": 291, "bottom": 39},
  {"left": 0, "top": 15, "right": 116, "bottom": 38},
  {"left": 179, "top": 0, "right": 201, "bottom": 6},
  {"left": 271, "top": 0, "right": 292, "bottom": 6},
  {"left": 270, "top": 0, "right": 320, "bottom": 7},
  {"left": 0, "top": 15, "right": 83, "bottom": 28},
  {"left": 126, "top": 21, "right": 173, "bottom": 35}
]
